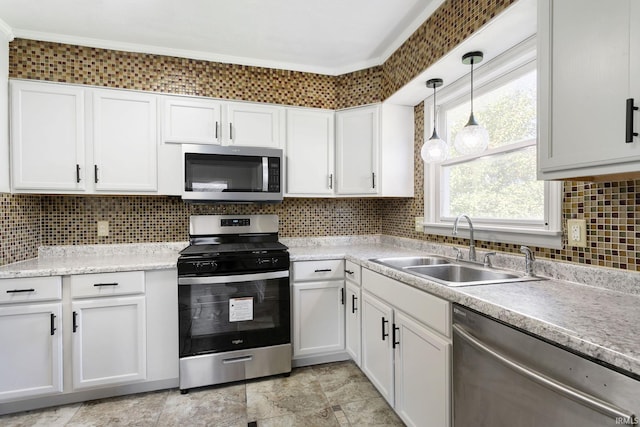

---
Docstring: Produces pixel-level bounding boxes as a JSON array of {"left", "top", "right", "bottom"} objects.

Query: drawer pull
[
  {"left": 351, "top": 295, "right": 358, "bottom": 314},
  {"left": 50, "top": 313, "right": 56, "bottom": 336},
  {"left": 93, "top": 282, "right": 119, "bottom": 287},
  {"left": 345, "top": 269, "right": 354, "bottom": 275},
  {"left": 314, "top": 269, "right": 332, "bottom": 273},
  {"left": 6, "top": 288, "right": 35, "bottom": 293},
  {"left": 73, "top": 311, "right": 78, "bottom": 333}
]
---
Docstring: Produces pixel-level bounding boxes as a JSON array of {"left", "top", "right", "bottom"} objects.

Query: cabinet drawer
[
  {"left": 293, "top": 259, "right": 345, "bottom": 282},
  {"left": 70, "top": 271, "right": 145, "bottom": 298},
  {"left": 344, "top": 260, "right": 361, "bottom": 285},
  {"left": 0, "top": 276, "right": 62, "bottom": 304},
  {"left": 363, "top": 268, "right": 450, "bottom": 338}
]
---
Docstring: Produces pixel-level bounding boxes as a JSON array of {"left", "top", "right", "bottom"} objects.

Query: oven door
[{"left": 178, "top": 270, "right": 290, "bottom": 357}]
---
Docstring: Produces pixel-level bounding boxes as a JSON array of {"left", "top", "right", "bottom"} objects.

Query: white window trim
[{"left": 422, "top": 36, "right": 563, "bottom": 249}]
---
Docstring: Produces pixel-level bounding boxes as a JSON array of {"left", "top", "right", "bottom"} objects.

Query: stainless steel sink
[
  {"left": 371, "top": 256, "right": 451, "bottom": 269},
  {"left": 370, "top": 255, "right": 545, "bottom": 287}
]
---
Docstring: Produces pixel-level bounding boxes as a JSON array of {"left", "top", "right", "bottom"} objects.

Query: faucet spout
[
  {"left": 520, "top": 246, "right": 536, "bottom": 277},
  {"left": 453, "top": 214, "right": 476, "bottom": 262}
]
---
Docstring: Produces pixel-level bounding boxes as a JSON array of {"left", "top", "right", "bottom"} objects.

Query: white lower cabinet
[
  {"left": 291, "top": 260, "right": 346, "bottom": 365},
  {"left": 361, "top": 291, "right": 394, "bottom": 405},
  {"left": 0, "top": 302, "right": 63, "bottom": 401},
  {"left": 361, "top": 268, "right": 452, "bottom": 427},
  {"left": 345, "top": 280, "right": 361, "bottom": 366},
  {"left": 71, "top": 295, "right": 147, "bottom": 389},
  {"left": 0, "top": 276, "right": 63, "bottom": 402}
]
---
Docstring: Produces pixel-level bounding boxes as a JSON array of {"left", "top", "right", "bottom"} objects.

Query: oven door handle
[
  {"left": 178, "top": 270, "right": 289, "bottom": 285},
  {"left": 453, "top": 324, "right": 636, "bottom": 422},
  {"left": 222, "top": 355, "right": 253, "bottom": 364}
]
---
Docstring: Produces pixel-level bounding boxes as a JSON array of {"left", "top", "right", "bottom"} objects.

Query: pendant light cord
[
  {"left": 433, "top": 84, "right": 437, "bottom": 129},
  {"left": 470, "top": 58, "right": 474, "bottom": 115}
]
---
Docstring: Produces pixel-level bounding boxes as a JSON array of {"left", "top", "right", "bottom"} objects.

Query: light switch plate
[
  {"left": 567, "top": 219, "right": 586, "bottom": 247},
  {"left": 97, "top": 221, "right": 109, "bottom": 237},
  {"left": 415, "top": 217, "right": 424, "bottom": 233}
]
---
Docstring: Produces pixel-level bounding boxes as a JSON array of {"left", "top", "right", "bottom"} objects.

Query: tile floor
[{"left": 0, "top": 361, "right": 405, "bottom": 426}]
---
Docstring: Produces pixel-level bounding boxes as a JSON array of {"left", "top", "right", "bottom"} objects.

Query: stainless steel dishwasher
[{"left": 452, "top": 304, "right": 639, "bottom": 426}]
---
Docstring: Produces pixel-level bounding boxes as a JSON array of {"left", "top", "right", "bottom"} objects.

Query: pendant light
[
  {"left": 421, "top": 78, "right": 448, "bottom": 163},
  {"left": 454, "top": 51, "right": 489, "bottom": 155}
]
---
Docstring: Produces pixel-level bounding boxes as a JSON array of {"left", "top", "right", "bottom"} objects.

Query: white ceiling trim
[
  {"left": 0, "top": 17, "right": 14, "bottom": 41},
  {"left": 13, "top": 28, "right": 361, "bottom": 76}
]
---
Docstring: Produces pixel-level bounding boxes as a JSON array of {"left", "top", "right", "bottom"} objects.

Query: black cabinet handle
[
  {"left": 94, "top": 165, "right": 99, "bottom": 183},
  {"left": 6, "top": 288, "right": 35, "bottom": 293},
  {"left": 328, "top": 174, "right": 333, "bottom": 189},
  {"left": 340, "top": 288, "right": 345, "bottom": 305},
  {"left": 229, "top": 123, "right": 233, "bottom": 140},
  {"left": 626, "top": 98, "right": 638, "bottom": 143},
  {"left": 73, "top": 311, "right": 78, "bottom": 333},
  {"left": 314, "top": 269, "right": 332, "bottom": 273},
  {"left": 351, "top": 295, "right": 357, "bottom": 314},
  {"left": 76, "top": 164, "right": 81, "bottom": 183},
  {"left": 215, "top": 121, "right": 219, "bottom": 139},
  {"left": 392, "top": 324, "right": 400, "bottom": 349},
  {"left": 93, "top": 282, "right": 119, "bottom": 287},
  {"left": 50, "top": 313, "right": 56, "bottom": 336},
  {"left": 372, "top": 172, "right": 376, "bottom": 189},
  {"left": 345, "top": 269, "right": 354, "bottom": 275},
  {"left": 381, "top": 317, "right": 389, "bottom": 341}
]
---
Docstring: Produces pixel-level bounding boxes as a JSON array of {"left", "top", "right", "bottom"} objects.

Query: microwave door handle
[{"left": 262, "top": 157, "right": 269, "bottom": 192}]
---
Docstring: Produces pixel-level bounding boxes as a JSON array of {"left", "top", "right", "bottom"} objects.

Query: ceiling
[{"left": 0, "top": 0, "right": 444, "bottom": 76}]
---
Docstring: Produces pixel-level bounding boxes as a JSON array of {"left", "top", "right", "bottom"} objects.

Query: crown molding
[{"left": 0, "top": 18, "right": 15, "bottom": 41}]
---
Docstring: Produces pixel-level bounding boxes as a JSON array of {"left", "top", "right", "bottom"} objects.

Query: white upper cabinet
[
  {"left": 10, "top": 80, "right": 159, "bottom": 194},
  {"left": 162, "top": 97, "right": 222, "bottom": 145},
  {"left": 226, "top": 102, "right": 283, "bottom": 148},
  {"left": 538, "top": 0, "right": 640, "bottom": 180},
  {"left": 92, "top": 89, "right": 158, "bottom": 192},
  {"left": 335, "top": 103, "right": 414, "bottom": 197},
  {"left": 336, "top": 105, "right": 379, "bottom": 195},
  {"left": 10, "top": 80, "right": 86, "bottom": 191},
  {"left": 286, "top": 108, "right": 335, "bottom": 196}
]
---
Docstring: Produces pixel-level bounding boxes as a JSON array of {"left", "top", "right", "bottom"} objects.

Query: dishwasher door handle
[{"left": 453, "top": 324, "right": 636, "bottom": 422}]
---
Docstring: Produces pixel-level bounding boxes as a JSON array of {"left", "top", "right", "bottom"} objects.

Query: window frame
[{"left": 422, "top": 36, "right": 563, "bottom": 249}]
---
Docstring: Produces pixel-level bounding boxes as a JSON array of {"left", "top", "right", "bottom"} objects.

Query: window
[{"left": 424, "top": 38, "right": 562, "bottom": 248}]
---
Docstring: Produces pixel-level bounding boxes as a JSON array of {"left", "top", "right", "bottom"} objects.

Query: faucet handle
[
  {"left": 483, "top": 252, "right": 496, "bottom": 268},
  {"left": 452, "top": 247, "right": 463, "bottom": 261}
]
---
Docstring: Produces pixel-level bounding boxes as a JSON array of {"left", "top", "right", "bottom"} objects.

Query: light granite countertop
[{"left": 0, "top": 237, "right": 638, "bottom": 381}]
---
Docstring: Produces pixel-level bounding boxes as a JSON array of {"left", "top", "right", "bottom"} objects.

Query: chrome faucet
[
  {"left": 452, "top": 214, "right": 476, "bottom": 262},
  {"left": 520, "top": 246, "right": 535, "bottom": 277}
]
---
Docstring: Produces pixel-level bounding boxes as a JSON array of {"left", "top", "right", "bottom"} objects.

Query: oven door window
[
  {"left": 179, "top": 276, "right": 290, "bottom": 356},
  {"left": 185, "top": 153, "right": 266, "bottom": 193}
]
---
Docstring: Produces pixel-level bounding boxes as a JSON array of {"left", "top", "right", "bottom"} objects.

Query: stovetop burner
[{"left": 179, "top": 241, "right": 288, "bottom": 257}]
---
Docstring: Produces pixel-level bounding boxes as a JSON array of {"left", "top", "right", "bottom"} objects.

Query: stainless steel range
[{"left": 177, "top": 215, "right": 291, "bottom": 393}]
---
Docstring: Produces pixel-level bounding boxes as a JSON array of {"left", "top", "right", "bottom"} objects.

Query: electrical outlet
[
  {"left": 567, "top": 219, "right": 586, "bottom": 247},
  {"left": 415, "top": 217, "right": 424, "bottom": 233},
  {"left": 97, "top": 221, "right": 109, "bottom": 237}
]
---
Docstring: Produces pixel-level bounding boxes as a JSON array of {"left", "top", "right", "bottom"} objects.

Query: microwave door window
[{"left": 185, "top": 154, "right": 263, "bottom": 192}]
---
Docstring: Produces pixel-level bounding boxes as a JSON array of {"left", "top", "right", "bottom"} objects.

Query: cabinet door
[
  {"left": 345, "top": 281, "right": 361, "bottom": 366},
  {"left": 394, "top": 311, "right": 451, "bottom": 427},
  {"left": 72, "top": 295, "right": 146, "bottom": 389},
  {"left": 335, "top": 105, "right": 379, "bottom": 195},
  {"left": 285, "top": 108, "right": 335, "bottom": 196},
  {"left": 10, "top": 80, "right": 85, "bottom": 191},
  {"left": 93, "top": 89, "right": 158, "bottom": 192},
  {"left": 292, "top": 281, "right": 345, "bottom": 358},
  {"left": 163, "top": 97, "right": 222, "bottom": 145},
  {"left": 0, "top": 303, "right": 62, "bottom": 401},
  {"left": 538, "top": 0, "right": 639, "bottom": 178},
  {"left": 226, "top": 103, "right": 282, "bottom": 148},
  {"left": 361, "top": 291, "right": 394, "bottom": 406}
]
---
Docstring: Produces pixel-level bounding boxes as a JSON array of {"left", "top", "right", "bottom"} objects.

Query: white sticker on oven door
[{"left": 229, "top": 297, "right": 254, "bottom": 322}]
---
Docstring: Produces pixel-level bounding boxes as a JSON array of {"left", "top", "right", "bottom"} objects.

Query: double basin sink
[{"left": 371, "top": 255, "right": 544, "bottom": 287}]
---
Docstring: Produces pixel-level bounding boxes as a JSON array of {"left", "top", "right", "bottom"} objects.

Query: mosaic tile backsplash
[{"left": 2, "top": 0, "right": 639, "bottom": 273}]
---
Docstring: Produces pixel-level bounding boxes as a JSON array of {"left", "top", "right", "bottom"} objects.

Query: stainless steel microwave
[{"left": 182, "top": 144, "right": 283, "bottom": 203}]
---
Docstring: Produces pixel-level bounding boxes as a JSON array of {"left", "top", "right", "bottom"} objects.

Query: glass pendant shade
[
  {"left": 454, "top": 113, "right": 489, "bottom": 155},
  {"left": 421, "top": 77, "right": 448, "bottom": 163},
  {"left": 453, "top": 51, "right": 489, "bottom": 156}
]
